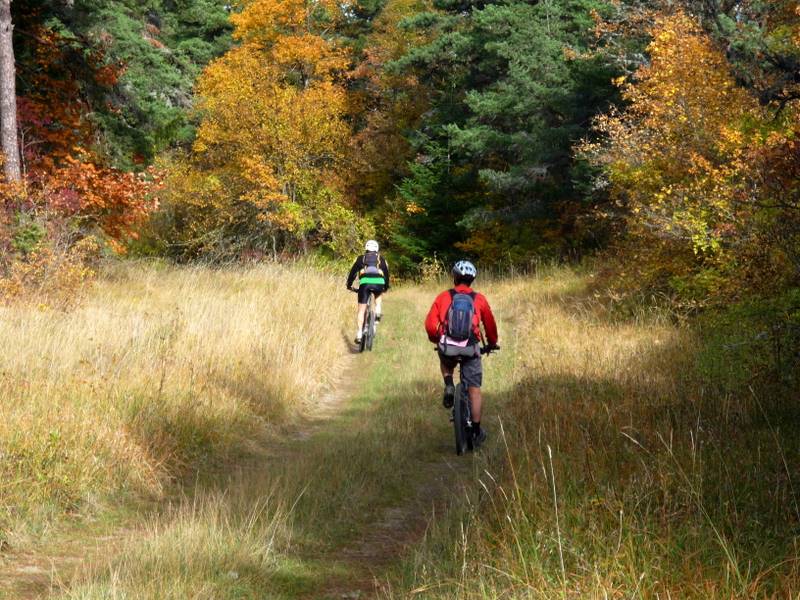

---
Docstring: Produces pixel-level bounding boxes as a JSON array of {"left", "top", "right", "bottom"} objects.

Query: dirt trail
[
  {"left": 332, "top": 458, "right": 468, "bottom": 598},
  {"left": 0, "top": 525, "right": 133, "bottom": 599},
  {"left": 264, "top": 346, "right": 472, "bottom": 599},
  {"left": 1, "top": 352, "right": 466, "bottom": 600}
]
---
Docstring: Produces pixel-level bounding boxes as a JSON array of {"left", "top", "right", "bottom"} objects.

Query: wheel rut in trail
[
  {"left": 0, "top": 528, "right": 134, "bottom": 600},
  {"left": 332, "top": 457, "right": 471, "bottom": 598},
  {"left": 256, "top": 340, "right": 476, "bottom": 598},
  {"left": 266, "top": 349, "right": 474, "bottom": 598}
]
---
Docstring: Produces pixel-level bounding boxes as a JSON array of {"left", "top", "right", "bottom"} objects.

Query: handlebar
[{"left": 432, "top": 344, "right": 500, "bottom": 355}]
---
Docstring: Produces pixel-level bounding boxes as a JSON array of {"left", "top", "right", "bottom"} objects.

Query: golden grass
[
  {"left": 6, "top": 264, "right": 798, "bottom": 598},
  {"left": 61, "top": 490, "right": 291, "bottom": 600},
  {"left": 0, "top": 261, "right": 350, "bottom": 543},
  {"left": 51, "top": 279, "right": 460, "bottom": 598}
]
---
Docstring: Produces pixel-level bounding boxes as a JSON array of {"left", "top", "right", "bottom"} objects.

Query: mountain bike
[
  {"left": 450, "top": 344, "right": 498, "bottom": 455},
  {"left": 350, "top": 287, "right": 378, "bottom": 352}
]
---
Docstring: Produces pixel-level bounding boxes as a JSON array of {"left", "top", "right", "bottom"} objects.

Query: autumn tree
[
  {"left": 585, "top": 9, "right": 800, "bottom": 300},
  {"left": 161, "top": 0, "right": 371, "bottom": 258},
  {"left": 347, "top": 0, "right": 429, "bottom": 194},
  {"left": 679, "top": 0, "right": 800, "bottom": 107},
  {"left": 1, "top": 15, "right": 157, "bottom": 300},
  {"left": 14, "top": 0, "right": 232, "bottom": 168}
]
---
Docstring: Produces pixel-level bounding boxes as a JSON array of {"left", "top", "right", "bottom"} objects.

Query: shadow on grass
[
  {"left": 454, "top": 335, "right": 800, "bottom": 596},
  {"left": 340, "top": 330, "right": 362, "bottom": 355}
]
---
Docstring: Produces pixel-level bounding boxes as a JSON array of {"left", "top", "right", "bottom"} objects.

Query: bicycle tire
[
  {"left": 366, "top": 299, "right": 376, "bottom": 351},
  {"left": 359, "top": 326, "right": 367, "bottom": 353},
  {"left": 453, "top": 383, "right": 470, "bottom": 455}
]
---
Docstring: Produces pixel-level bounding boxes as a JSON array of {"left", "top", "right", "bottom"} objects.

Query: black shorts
[
  {"left": 439, "top": 353, "right": 483, "bottom": 388},
  {"left": 358, "top": 284, "right": 384, "bottom": 304}
]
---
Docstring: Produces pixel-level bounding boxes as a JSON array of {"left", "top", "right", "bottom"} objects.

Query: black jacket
[{"left": 346, "top": 253, "right": 391, "bottom": 289}]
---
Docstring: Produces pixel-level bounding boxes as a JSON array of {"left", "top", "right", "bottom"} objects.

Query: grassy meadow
[
  {"left": 49, "top": 277, "right": 480, "bottom": 598},
  {"left": 0, "top": 262, "right": 351, "bottom": 546},
  {"left": 1, "top": 262, "right": 798, "bottom": 598}
]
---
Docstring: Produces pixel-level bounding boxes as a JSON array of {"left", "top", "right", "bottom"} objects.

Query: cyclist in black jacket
[{"left": 346, "top": 240, "right": 390, "bottom": 344}]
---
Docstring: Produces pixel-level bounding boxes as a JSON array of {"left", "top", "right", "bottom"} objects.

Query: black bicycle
[
  {"left": 350, "top": 288, "right": 378, "bottom": 352},
  {"left": 450, "top": 345, "right": 498, "bottom": 455}
]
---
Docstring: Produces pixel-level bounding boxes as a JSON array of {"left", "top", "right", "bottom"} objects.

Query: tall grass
[
  {"left": 61, "top": 490, "right": 292, "bottom": 600},
  {"left": 390, "top": 267, "right": 800, "bottom": 598},
  {"left": 0, "top": 261, "right": 350, "bottom": 545},
  {"left": 7, "top": 263, "right": 798, "bottom": 598}
]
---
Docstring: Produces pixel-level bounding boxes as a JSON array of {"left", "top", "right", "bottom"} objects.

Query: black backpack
[
  {"left": 361, "top": 251, "right": 383, "bottom": 276},
  {"left": 446, "top": 290, "right": 476, "bottom": 341}
]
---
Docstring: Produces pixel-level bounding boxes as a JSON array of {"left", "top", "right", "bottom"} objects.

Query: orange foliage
[
  {"left": 1, "top": 23, "right": 156, "bottom": 303},
  {"left": 38, "top": 159, "right": 159, "bottom": 243},
  {"left": 586, "top": 12, "right": 761, "bottom": 254},
  {"left": 17, "top": 27, "right": 121, "bottom": 170},
  {"left": 347, "top": 0, "right": 430, "bottom": 203},
  {"left": 231, "top": 0, "right": 347, "bottom": 80}
]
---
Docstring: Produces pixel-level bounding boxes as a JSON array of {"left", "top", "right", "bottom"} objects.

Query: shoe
[
  {"left": 442, "top": 383, "right": 455, "bottom": 409},
  {"left": 472, "top": 427, "right": 487, "bottom": 448}
]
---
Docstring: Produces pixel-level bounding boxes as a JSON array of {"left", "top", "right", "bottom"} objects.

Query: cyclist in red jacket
[{"left": 425, "top": 260, "right": 498, "bottom": 446}]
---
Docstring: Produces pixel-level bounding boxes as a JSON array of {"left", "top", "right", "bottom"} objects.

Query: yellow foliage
[
  {"left": 163, "top": 0, "right": 368, "bottom": 256},
  {"left": 587, "top": 11, "right": 761, "bottom": 255},
  {"left": 405, "top": 201, "right": 426, "bottom": 214}
]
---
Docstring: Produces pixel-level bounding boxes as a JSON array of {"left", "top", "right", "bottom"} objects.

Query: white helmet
[
  {"left": 452, "top": 260, "right": 477, "bottom": 280},
  {"left": 365, "top": 240, "right": 379, "bottom": 252}
]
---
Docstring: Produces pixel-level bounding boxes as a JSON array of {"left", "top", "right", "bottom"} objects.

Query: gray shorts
[{"left": 439, "top": 353, "right": 483, "bottom": 388}]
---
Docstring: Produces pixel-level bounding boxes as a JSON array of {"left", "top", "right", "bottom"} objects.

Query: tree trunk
[{"left": 0, "top": 0, "right": 20, "bottom": 183}]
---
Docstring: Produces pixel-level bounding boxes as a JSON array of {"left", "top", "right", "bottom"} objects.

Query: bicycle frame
[
  {"left": 350, "top": 288, "right": 378, "bottom": 352},
  {"left": 446, "top": 342, "right": 498, "bottom": 455}
]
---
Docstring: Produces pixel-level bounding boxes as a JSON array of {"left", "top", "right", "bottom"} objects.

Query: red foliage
[
  {"left": 6, "top": 24, "right": 155, "bottom": 245},
  {"left": 35, "top": 158, "right": 160, "bottom": 243}
]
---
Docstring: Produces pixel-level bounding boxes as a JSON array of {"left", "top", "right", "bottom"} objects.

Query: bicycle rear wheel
[
  {"left": 453, "top": 383, "right": 471, "bottom": 455},
  {"left": 366, "top": 298, "right": 376, "bottom": 351}
]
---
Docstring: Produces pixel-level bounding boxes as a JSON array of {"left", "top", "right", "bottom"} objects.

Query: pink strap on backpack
[{"left": 440, "top": 334, "right": 469, "bottom": 348}]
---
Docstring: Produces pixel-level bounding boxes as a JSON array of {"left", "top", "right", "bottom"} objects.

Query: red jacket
[{"left": 425, "top": 284, "right": 498, "bottom": 345}]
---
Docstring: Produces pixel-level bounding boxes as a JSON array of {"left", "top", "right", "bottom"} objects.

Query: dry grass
[
  {"left": 49, "top": 278, "right": 464, "bottom": 598},
  {"left": 6, "top": 264, "right": 798, "bottom": 598},
  {"left": 60, "top": 489, "right": 292, "bottom": 600},
  {"left": 391, "top": 267, "right": 800, "bottom": 598},
  {"left": 0, "top": 261, "right": 350, "bottom": 545}
]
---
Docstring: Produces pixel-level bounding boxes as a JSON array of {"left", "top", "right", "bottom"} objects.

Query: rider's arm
[
  {"left": 346, "top": 257, "right": 362, "bottom": 289},
  {"left": 381, "top": 256, "right": 391, "bottom": 289},
  {"left": 478, "top": 295, "right": 499, "bottom": 346},
  {"left": 424, "top": 291, "right": 449, "bottom": 343}
]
